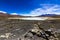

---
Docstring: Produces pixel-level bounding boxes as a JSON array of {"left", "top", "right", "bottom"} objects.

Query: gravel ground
[{"left": 0, "top": 19, "right": 59, "bottom": 40}]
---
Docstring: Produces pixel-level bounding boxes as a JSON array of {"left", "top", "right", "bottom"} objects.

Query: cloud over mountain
[
  {"left": 0, "top": 11, "right": 7, "bottom": 14},
  {"left": 19, "top": 4, "right": 60, "bottom": 16},
  {"left": 10, "top": 13, "right": 18, "bottom": 15},
  {"left": 0, "top": 4, "right": 60, "bottom": 16}
]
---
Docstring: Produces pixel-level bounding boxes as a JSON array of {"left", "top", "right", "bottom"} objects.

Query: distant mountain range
[
  {"left": 40, "top": 14, "right": 57, "bottom": 16},
  {"left": 0, "top": 12, "right": 23, "bottom": 17},
  {"left": 0, "top": 12, "right": 24, "bottom": 19},
  {"left": 0, "top": 12, "right": 60, "bottom": 17}
]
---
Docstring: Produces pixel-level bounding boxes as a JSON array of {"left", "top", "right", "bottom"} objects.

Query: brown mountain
[
  {"left": 0, "top": 12, "right": 60, "bottom": 19},
  {"left": 0, "top": 13, "right": 26, "bottom": 19},
  {"left": 0, "top": 12, "right": 23, "bottom": 17}
]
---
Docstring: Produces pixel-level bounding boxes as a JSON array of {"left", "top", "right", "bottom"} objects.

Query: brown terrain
[{"left": 0, "top": 13, "right": 60, "bottom": 40}]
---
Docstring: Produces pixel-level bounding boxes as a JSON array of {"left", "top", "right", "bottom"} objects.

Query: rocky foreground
[{"left": 0, "top": 19, "right": 59, "bottom": 40}]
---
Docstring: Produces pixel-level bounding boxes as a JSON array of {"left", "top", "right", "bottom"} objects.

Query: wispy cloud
[
  {"left": 0, "top": 11, "right": 7, "bottom": 13},
  {"left": 10, "top": 13, "right": 18, "bottom": 15},
  {"left": 20, "top": 4, "right": 60, "bottom": 16}
]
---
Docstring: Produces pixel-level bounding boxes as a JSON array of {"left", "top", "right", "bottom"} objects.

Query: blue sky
[{"left": 0, "top": 0, "right": 60, "bottom": 16}]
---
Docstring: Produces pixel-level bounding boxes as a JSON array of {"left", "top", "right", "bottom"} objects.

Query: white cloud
[
  {"left": 10, "top": 13, "right": 18, "bottom": 15},
  {"left": 0, "top": 11, "right": 7, "bottom": 13},
  {"left": 20, "top": 4, "right": 60, "bottom": 16}
]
